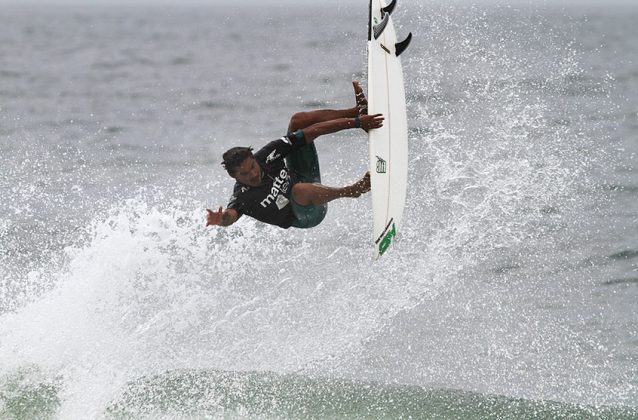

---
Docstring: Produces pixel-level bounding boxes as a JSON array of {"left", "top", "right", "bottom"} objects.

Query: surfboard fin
[
  {"left": 373, "top": 12, "right": 390, "bottom": 39},
  {"left": 395, "top": 32, "right": 412, "bottom": 57},
  {"left": 382, "top": 0, "right": 397, "bottom": 16}
]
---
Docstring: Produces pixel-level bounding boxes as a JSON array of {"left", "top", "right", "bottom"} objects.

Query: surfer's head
[{"left": 222, "top": 146, "right": 261, "bottom": 186}]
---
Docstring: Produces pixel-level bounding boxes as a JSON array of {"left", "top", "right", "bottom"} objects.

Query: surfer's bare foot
[
  {"left": 347, "top": 172, "right": 371, "bottom": 197},
  {"left": 352, "top": 80, "right": 368, "bottom": 116}
]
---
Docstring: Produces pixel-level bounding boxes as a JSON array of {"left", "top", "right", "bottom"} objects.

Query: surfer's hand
[
  {"left": 206, "top": 207, "right": 239, "bottom": 227},
  {"left": 360, "top": 113, "right": 384, "bottom": 130},
  {"left": 206, "top": 206, "right": 224, "bottom": 227}
]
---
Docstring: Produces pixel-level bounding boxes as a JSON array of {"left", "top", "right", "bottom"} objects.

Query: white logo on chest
[
  {"left": 260, "top": 169, "right": 290, "bottom": 209},
  {"left": 266, "top": 149, "right": 281, "bottom": 163}
]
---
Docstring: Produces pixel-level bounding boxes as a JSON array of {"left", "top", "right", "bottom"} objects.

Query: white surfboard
[{"left": 367, "top": 0, "right": 411, "bottom": 258}]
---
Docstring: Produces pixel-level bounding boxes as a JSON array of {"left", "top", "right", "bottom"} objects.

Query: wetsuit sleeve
[
  {"left": 286, "top": 129, "right": 306, "bottom": 149},
  {"left": 227, "top": 201, "right": 242, "bottom": 216},
  {"left": 227, "top": 187, "right": 244, "bottom": 216}
]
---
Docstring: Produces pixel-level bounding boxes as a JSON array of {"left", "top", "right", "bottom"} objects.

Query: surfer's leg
[
  {"left": 352, "top": 80, "right": 368, "bottom": 116},
  {"left": 291, "top": 172, "right": 370, "bottom": 206},
  {"left": 287, "top": 81, "right": 369, "bottom": 132}
]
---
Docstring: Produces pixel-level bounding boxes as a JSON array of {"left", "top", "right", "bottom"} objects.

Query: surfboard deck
[{"left": 367, "top": 0, "right": 411, "bottom": 258}]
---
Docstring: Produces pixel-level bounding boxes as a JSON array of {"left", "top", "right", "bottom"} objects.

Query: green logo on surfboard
[
  {"left": 375, "top": 156, "right": 387, "bottom": 173},
  {"left": 378, "top": 223, "right": 396, "bottom": 256}
]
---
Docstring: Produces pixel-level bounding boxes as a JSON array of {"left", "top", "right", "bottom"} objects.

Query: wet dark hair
[{"left": 222, "top": 146, "right": 254, "bottom": 176}]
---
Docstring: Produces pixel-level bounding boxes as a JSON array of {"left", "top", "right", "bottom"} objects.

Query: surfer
[{"left": 206, "top": 81, "right": 383, "bottom": 229}]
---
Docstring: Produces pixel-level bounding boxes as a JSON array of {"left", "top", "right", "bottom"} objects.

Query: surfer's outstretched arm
[
  {"left": 206, "top": 206, "right": 239, "bottom": 227},
  {"left": 300, "top": 114, "right": 383, "bottom": 143}
]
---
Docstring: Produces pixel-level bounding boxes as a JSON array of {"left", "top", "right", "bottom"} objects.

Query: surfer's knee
[
  {"left": 292, "top": 183, "right": 313, "bottom": 206},
  {"left": 288, "top": 112, "right": 309, "bottom": 133},
  {"left": 292, "top": 182, "right": 311, "bottom": 198}
]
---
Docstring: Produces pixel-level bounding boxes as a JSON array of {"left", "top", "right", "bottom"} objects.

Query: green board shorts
[
  {"left": 291, "top": 199, "right": 328, "bottom": 229},
  {"left": 285, "top": 140, "right": 327, "bottom": 229}
]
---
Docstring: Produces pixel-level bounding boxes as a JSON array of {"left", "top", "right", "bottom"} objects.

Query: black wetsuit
[{"left": 227, "top": 133, "right": 305, "bottom": 228}]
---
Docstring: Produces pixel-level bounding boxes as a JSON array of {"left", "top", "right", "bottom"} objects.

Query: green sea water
[{"left": 2, "top": 368, "right": 636, "bottom": 420}]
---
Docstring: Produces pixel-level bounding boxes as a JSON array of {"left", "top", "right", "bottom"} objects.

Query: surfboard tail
[
  {"left": 373, "top": 12, "right": 390, "bottom": 40},
  {"left": 395, "top": 32, "right": 412, "bottom": 57},
  {"left": 382, "top": 0, "right": 397, "bottom": 16}
]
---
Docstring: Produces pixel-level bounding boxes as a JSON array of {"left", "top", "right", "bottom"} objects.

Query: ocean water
[{"left": 1, "top": 1, "right": 636, "bottom": 418}]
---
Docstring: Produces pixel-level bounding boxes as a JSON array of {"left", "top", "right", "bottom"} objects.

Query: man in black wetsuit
[{"left": 206, "top": 81, "right": 383, "bottom": 229}]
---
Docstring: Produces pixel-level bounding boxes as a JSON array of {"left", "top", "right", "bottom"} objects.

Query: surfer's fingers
[
  {"left": 206, "top": 207, "right": 222, "bottom": 226},
  {"left": 206, "top": 207, "right": 223, "bottom": 216},
  {"left": 363, "top": 113, "right": 383, "bottom": 120},
  {"left": 366, "top": 114, "right": 384, "bottom": 125}
]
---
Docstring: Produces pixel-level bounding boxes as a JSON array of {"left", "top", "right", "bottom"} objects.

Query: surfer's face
[{"left": 233, "top": 157, "right": 262, "bottom": 186}]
